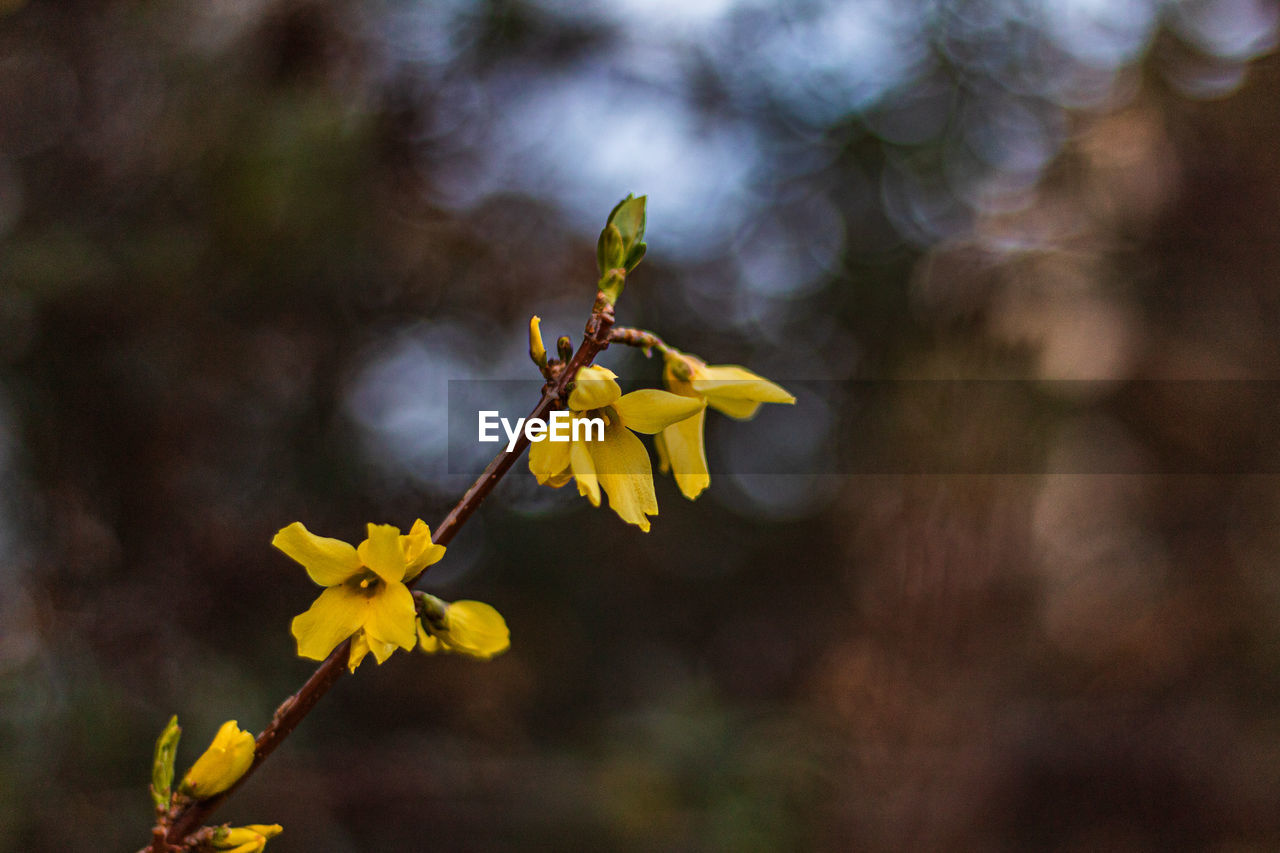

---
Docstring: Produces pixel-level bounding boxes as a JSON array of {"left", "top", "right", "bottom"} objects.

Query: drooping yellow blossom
[
  {"left": 211, "top": 824, "right": 283, "bottom": 853},
  {"left": 655, "top": 351, "right": 795, "bottom": 500},
  {"left": 273, "top": 520, "right": 446, "bottom": 672},
  {"left": 416, "top": 595, "right": 510, "bottom": 660},
  {"left": 529, "top": 364, "right": 703, "bottom": 530},
  {"left": 179, "top": 720, "right": 255, "bottom": 798}
]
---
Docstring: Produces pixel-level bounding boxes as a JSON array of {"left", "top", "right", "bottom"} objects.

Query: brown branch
[{"left": 159, "top": 295, "right": 616, "bottom": 848}]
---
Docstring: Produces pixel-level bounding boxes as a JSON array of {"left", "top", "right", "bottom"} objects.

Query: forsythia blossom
[
  {"left": 416, "top": 595, "right": 510, "bottom": 659},
  {"left": 180, "top": 720, "right": 254, "bottom": 798},
  {"left": 274, "top": 520, "right": 446, "bottom": 671},
  {"left": 655, "top": 351, "right": 795, "bottom": 500},
  {"left": 529, "top": 364, "right": 702, "bottom": 531},
  {"left": 210, "top": 824, "right": 283, "bottom": 853}
]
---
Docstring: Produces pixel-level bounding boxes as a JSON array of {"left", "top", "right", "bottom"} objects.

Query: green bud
[
  {"left": 150, "top": 715, "right": 181, "bottom": 810},
  {"left": 607, "top": 194, "right": 646, "bottom": 256},
  {"left": 557, "top": 336, "right": 573, "bottom": 362},
  {"left": 596, "top": 223, "right": 624, "bottom": 276}
]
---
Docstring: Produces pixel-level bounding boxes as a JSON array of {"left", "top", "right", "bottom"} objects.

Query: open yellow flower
[
  {"left": 211, "top": 824, "right": 283, "bottom": 853},
  {"left": 274, "top": 520, "right": 446, "bottom": 671},
  {"left": 416, "top": 596, "right": 510, "bottom": 660},
  {"left": 180, "top": 720, "right": 254, "bottom": 798},
  {"left": 654, "top": 351, "right": 795, "bottom": 500},
  {"left": 529, "top": 364, "right": 703, "bottom": 531}
]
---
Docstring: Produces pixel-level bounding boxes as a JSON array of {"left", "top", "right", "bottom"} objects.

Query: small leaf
[
  {"left": 624, "top": 242, "right": 646, "bottom": 272},
  {"left": 596, "top": 223, "right": 624, "bottom": 275},
  {"left": 607, "top": 195, "right": 646, "bottom": 253},
  {"left": 150, "top": 715, "right": 181, "bottom": 810}
]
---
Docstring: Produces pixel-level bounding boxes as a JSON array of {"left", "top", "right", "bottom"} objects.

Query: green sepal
[
  {"left": 150, "top": 715, "right": 181, "bottom": 810},
  {"left": 597, "top": 223, "right": 624, "bottom": 276}
]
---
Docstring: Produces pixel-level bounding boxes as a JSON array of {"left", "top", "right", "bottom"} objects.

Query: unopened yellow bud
[
  {"left": 528, "top": 316, "right": 547, "bottom": 367},
  {"left": 212, "top": 823, "right": 282, "bottom": 853},
  {"left": 179, "top": 720, "right": 255, "bottom": 798}
]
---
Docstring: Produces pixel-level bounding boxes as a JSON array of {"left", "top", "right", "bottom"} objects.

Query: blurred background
[{"left": 3, "top": 0, "right": 1280, "bottom": 849}]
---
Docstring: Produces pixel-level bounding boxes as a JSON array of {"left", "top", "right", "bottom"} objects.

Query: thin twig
[
  {"left": 607, "top": 326, "right": 672, "bottom": 356},
  {"left": 158, "top": 296, "right": 616, "bottom": 848}
]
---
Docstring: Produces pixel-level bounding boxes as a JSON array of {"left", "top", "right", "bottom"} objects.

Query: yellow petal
[
  {"left": 291, "top": 586, "right": 366, "bottom": 661},
  {"left": 357, "top": 523, "right": 406, "bottom": 584},
  {"left": 589, "top": 423, "right": 657, "bottom": 531},
  {"left": 181, "top": 720, "right": 255, "bottom": 799},
  {"left": 568, "top": 365, "right": 621, "bottom": 411},
  {"left": 691, "top": 365, "right": 794, "bottom": 419},
  {"left": 529, "top": 427, "right": 572, "bottom": 483},
  {"left": 362, "top": 580, "right": 418, "bottom": 653},
  {"left": 366, "top": 634, "right": 400, "bottom": 665},
  {"left": 654, "top": 429, "right": 671, "bottom": 475},
  {"left": 440, "top": 600, "right": 510, "bottom": 659},
  {"left": 401, "top": 519, "right": 446, "bottom": 579},
  {"left": 347, "top": 631, "right": 371, "bottom": 672},
  {"left": 271, "top": 522, "right": 362, "bottom": 587},
  {"left": 613, "top": 389, "right": 705, "bottom": 434},
  {"left": 570, "top": 438, "right": 600, "bottom": 506},
  {"left": 416, "top": 620, "right": 443, "bottom": 654},
  {"left": 660, "top": 407, "right": 710, "bottom": 500}
]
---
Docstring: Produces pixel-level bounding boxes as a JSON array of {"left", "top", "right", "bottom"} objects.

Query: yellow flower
[
  {"left": 273, "top": 520, "right": 446, "bottom": 672},
  {"left": 211, "top": 824, "right": 282, "bottom": 853},
  {"left": 654, "top": 351, "right": 795, "bottom": 500},
  {"left": 529, "top": 364, "right": 703, "bottom": 531},
  {"left": 180, "top": 720, "right": 254, "bottom": 798},
  {"left": 416, "top": 595, "right": 510, "bottom": 659}
]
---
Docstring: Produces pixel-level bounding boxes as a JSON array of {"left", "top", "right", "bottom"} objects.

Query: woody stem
[{"left": 158, "top": 297, "right": 616, "bottom": 849}]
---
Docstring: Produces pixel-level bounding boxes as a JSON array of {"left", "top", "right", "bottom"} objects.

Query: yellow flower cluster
[
  {"left": 529, "top": 364, "right": 702, "bottom": 531},
  {"left": 528, "top": 341, "right": 794, "bottom": 529},
  {"left": 274, "top": 521, "right": 509, "bottom": 671}
]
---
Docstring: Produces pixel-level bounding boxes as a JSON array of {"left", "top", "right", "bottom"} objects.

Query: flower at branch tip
[
  {"left": 273, "top": 520, "right": 446, "bottom": 672},
  {"left": 211, "top": 823, "right": 283, "bottom": 853},
  {"left": 180, "top": 720, "right": 254, "bottom": 798},
  {"left": 416, "top": 595, "right": 510, "bottom": 659},
  {"left": 529, "top": 364, "right": 703, "bottom": 531},
  {"left": 655, "top": 351, "right": 795, "bottom": 500}
]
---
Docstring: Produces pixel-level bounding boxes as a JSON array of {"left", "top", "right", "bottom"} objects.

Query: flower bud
[
  {"left": 528, "top": 315, "right": 547, "bottom": 367},
  {"left": 180, "top": 720, "right": 255, "bottom": 798},
  {"left": 211, "top": 823, "right": 283, "bottom": 853},
  {"left": 150, "top": 715, "right": 181, "bottom": 810}
]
